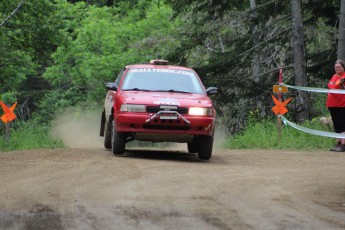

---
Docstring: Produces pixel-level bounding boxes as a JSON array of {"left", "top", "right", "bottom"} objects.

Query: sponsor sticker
[
  {"left": 154, "top": 98, "right": 180, "bottom": 106},
  {"left": 128, "top": 68, "right": 194, "bottom": 77}
]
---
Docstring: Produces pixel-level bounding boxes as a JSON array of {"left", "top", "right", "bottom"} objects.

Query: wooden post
[
  {"left": 277, "top": 68, "right": 283, "bottom": 140},
  {"left": 5, "top": 123, "right": 10, "bottom": 143},
  {"left": 0, "top": 101, "right": 17, "bottom": 143}
]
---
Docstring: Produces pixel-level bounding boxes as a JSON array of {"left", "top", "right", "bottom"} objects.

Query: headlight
[
  {"left": 120, "top": 104, "right": 146, "bottom": 112},
  {"left": 189, "top": 107, "right": 212, "bottom": 116}
]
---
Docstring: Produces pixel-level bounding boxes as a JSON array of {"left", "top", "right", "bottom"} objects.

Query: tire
[
  {"left": 111, "top": 120, "right": 125, "bottom": 155},
  {"left": 197, "top": 135, "right": 214, "bottom": 160},
  {"left": 104, "top": 121, "right": 111, "bottom": 149},
  {"left": 187, "top": 139, "right": 199, "bottom": 153}
]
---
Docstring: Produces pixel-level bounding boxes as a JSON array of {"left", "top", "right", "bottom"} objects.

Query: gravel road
[{"left": 0, "top": 147, "right": 345, "bottom": 230}]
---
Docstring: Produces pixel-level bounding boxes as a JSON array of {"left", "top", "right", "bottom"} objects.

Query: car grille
[{"left": 146, "top": 106, "right": 188, "bottom": 114}]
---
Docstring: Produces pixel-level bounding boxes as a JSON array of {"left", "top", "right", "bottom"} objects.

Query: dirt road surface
[
  {"left": 1, "top": 108, "right": 345, "bottom": 229},
  {"left": 0, "top": 147, "right": 345, "bottom": 230}
]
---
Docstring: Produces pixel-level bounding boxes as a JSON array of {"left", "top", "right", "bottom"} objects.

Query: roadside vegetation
[
  {"left": 0, "top": 111, "right": 334, "bottom": 152},
  {"left": 0, "top": 121, "right": 64, "bottom": 152},
  {"left": 224, "top": 118, "right": 333, "bottom": 150}
]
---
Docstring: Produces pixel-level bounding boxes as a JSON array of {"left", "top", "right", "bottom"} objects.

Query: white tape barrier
[
  {"left": 280, "top": 115, "right": 345, "bottom": 138},
  {"left": 277, "top": 84, "right": 345, "bottom": 138},
  {"left": 281, "top": 83, "right": 345, "bottom": 94}
]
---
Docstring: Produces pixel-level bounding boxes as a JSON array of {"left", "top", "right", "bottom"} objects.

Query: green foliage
[
  {"left": 0, "top": 121, "right": 64, "bottom": 152},
  {"left": 0, "top": 0, "right": 64, "bottom": 72},
  {"left": 44, "top": 0, "right": 181, "bottom": 103},
  {"left": 224, "top": 118, "right": 334, "bottom": 150},
  {"left": 305, "top": 17, "right": 337, "bottom": 80},
  {"left": 0, "top": 0, "right": 65, "bottom": 122},
  {"left": 164, "top": 0, "right": 341, "bottom": 134},
  {"left": 0, "top": 36, "right": 35, "bottom": 91},
  {"left": 0, "top": 92, "right": 17, "bottom": 105},
  {"left": 32, "top": 89, "right": 84, "bottom": 125},
  {"left": 310, "top": 92, "right": 329, "bottom": 117}
]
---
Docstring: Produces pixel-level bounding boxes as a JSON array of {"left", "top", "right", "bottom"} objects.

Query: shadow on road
[{"left": 110, "top": 148, "right": 209, "bottom": 163}]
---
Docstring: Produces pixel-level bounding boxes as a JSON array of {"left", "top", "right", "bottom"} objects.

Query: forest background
[{"left": 0, "top": 0, "right": 344, "bottom": 150}]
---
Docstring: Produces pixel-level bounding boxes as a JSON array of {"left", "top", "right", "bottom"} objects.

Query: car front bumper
[{"left": 115, "top": 112, "right": 215, "bottom": 140}]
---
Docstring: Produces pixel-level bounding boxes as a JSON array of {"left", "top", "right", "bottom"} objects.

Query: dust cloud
[
  {"left": 213, "top": 124, "right": 227, "bottom": 148},
  {"left": 51, "top": 107, "right": 104, "bottom": 148}
]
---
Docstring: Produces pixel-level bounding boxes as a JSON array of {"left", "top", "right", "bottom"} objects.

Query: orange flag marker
[
  {"left": 0, "top": 100, "right": 17, "bottom": 123},
  {"left": 271, "top": 96, "right": 292, "bottom": 115}
]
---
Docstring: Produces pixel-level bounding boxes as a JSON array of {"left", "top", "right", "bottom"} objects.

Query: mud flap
[{"left": 100, "top": 111, "right": 105, "bottom": 136}]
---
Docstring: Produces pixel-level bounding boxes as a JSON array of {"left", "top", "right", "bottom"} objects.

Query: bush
[
  {"left": 224, "top": 117, "right": 334, "bottom": 150},
  {"left": 0, "top": 120, "right": 64, "bottom": 152}
]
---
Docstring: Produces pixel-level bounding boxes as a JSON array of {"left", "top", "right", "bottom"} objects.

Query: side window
[{"left": 114, "top": 68, "right": 125, "bottom": 87}]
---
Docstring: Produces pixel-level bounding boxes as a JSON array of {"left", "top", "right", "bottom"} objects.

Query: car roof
[{"left": 126, "top": 63, "right": 193, "bottom": 71}]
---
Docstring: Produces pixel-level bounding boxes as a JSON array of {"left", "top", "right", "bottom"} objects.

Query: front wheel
[
  {"left": 187, "top": 139, "right": 199, "bottom": 153},
  {"left": 111, "top": 120, "right": 125, "bottom": 155},
  {"left": 198, "top": 135, "right": 214, "bottom": 160}
]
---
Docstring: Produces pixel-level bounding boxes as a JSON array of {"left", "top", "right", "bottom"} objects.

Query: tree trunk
[
  {"left": 290, "top": 0, "right": 309, "bottom": 123},
  {"left": 250, "top": 0, "right": 260, "bottom": 83},
  {"left": 337, "top": 0, "right": 345, "bottom": 60}
]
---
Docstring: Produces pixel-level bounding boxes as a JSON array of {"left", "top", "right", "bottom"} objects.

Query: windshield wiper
[
  {"left": 156, "top": 89, "right": 192, "bottom": 94},
  {"left": 122, "top": 88, "right": 153, "bottom": 92}
]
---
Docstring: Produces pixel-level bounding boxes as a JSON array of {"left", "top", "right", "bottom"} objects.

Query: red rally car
[{"left": 99, "top": 59, "right": 218, "bottom": 160}]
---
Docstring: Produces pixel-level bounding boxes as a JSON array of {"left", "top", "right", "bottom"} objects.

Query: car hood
[{"left": 120, "top": 91, "right": 213, "bottom": 107}]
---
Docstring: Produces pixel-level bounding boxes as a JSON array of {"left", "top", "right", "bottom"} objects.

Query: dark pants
[{"left": 329, "top": 107, "right": 345, "bottom": 133}]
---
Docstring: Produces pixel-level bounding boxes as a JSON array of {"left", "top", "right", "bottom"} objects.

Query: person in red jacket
[{"left": 327, "top": 60, "right": 345, "bottom": 152}]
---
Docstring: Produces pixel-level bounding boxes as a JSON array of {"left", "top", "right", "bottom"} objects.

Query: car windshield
[{"left": 121, "top": 68, "right": 204, "bottom": 94}]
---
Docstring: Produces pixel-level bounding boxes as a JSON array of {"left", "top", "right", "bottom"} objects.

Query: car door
[{"left": 105, "top": 69, "right": 125, "bottom": 121}]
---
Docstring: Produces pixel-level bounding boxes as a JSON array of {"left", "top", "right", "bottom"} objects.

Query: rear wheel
[
  {"left": 111, "top": 120, "right": 125, "bottom": 155},
  {"left": 104, "top": 121, "right": 111, "bottom": 149},
  {"left": 198, "top": 135, "right": 213, "bottom": 160}
]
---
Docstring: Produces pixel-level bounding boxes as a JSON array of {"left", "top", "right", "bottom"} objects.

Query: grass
[
  {"left": 0, "top": 115, "right": 336, "bottom": 152},
  {"left": 223, "top": 118, "right": 334, "bottom": 150},
  {"left": 0, "top": 121, "right": 64, "bottom": 152}
]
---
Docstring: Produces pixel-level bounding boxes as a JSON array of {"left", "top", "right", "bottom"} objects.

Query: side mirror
[
  {"left": 206, "top": 87, "right": 218, "bottom": 96},
  {"left": 105, "top": 82, "right": 117, "bottom": 91}
]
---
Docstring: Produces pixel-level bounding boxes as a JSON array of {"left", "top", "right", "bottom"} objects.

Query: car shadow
[{"left": 117, "top": 148, "right": 208, "bottom": 163}]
